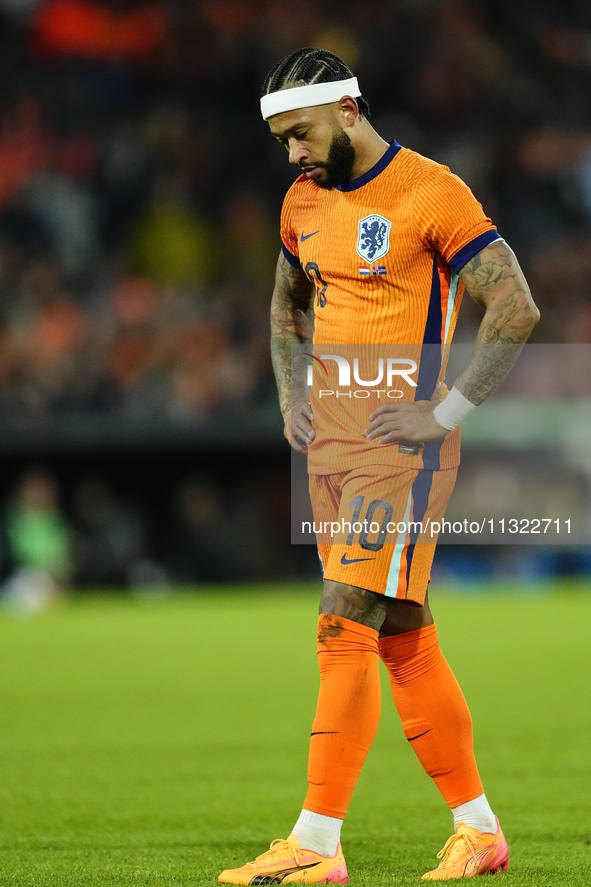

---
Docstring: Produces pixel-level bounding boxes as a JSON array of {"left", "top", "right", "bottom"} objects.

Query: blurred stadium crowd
[
  {"left": 1, "top": 0, "right": 591, "bottom": 426},
  {"left": 0, "top": 461, "right": 300, "bottom": 610},
  {"left": 0, "top": 0, "right": 589, "bottom": 591}
]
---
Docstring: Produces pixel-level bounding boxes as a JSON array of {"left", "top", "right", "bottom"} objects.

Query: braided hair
[{"left": 262, "top": 47, "right": 371, "bottom": 119}]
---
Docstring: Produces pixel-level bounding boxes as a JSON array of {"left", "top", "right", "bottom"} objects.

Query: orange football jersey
[{"left": 280, "top": 141, "right": 500, "bottom": 473}]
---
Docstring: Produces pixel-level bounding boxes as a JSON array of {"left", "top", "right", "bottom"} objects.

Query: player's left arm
[
  {"left": 451, "top": 238, "right": 540, "bottom": 402},
  {"left": 364, "top": 240, "right": 540, "bottom": 444}
]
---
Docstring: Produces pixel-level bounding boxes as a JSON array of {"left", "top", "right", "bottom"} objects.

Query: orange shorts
[{"left": 309, "top": 465, "right": 457, "bottom": 605}]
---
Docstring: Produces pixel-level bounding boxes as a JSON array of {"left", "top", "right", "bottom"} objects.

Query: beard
[{"left": 309, "top": 127, "right": 356, "bottom": 190}]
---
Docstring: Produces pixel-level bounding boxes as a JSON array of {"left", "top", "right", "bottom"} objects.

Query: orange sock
[
  {"left": 379, "top": 623, "right": 483, "bottom": 808},
  {"left": 304, "top": 614, "right": 381, "bottom": 819}
]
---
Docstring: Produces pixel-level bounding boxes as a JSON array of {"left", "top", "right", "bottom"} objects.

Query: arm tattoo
[
  {"left": 319, "top": 581, "right": 391, "bottom": 632},
  {"left": 270, "top": 252, "right": 314, "bottom": 416},
  {"left": 455, "top": 241, "right": 540, "bottom": 405}
]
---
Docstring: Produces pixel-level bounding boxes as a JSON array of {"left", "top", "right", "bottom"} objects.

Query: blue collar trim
[{"left": 337, "top": 140, "right": 402, "bottom": 192}]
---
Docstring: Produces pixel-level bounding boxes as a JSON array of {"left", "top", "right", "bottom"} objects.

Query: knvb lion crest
[{"left": 356, "top": 214, "right": 391, "bottom": 263}]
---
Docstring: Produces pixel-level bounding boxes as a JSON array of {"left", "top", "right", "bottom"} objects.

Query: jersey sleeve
[
  {"left": 413, "top": 166, "right": 501, "bottom": 273},
  {"left": 279, "top": 184, "right": 301, "bottom": 267}
]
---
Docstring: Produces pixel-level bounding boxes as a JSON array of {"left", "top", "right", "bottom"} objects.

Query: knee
[
  {"left": 317, "top": 612, "right": 345, "bottom": 644},
  {"left": 319, "top": 580, "right": 390, "bottom": 631}
]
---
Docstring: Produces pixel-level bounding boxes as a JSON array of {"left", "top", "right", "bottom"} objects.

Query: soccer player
[{"left": 219, "top": 48, "right": 540, "bottom": 882}]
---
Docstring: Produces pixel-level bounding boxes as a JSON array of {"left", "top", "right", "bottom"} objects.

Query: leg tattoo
[{"left": 319, "top": 580, "right": 392, "bottom": 633}]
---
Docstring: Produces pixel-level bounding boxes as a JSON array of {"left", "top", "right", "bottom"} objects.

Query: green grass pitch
[{"left": 0, "top": 583, "right": 590, "bottom": 885}]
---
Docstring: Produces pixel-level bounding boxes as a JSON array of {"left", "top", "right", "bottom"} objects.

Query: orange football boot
[
  {"left": 422, "top": 818, "right": 509, "bottom": 880},
  {"left": 218, "top": 834, "right": 349, "bottom": 885}
]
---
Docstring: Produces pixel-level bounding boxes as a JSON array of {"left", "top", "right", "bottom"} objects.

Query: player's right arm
[{"left": 270, "top": 250, "right": 315, "bottom": 453}]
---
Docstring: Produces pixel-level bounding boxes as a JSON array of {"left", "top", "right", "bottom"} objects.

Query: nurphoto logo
[{"left": 302, "top": 354, "right": 418, "bottom": 399}]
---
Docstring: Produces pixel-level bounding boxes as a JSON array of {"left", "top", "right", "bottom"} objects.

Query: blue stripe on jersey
[
  {"left": 404, "top": 469, "right": 434, "bottom": 597},
  {"left": 416, "top": 254, "right": 444, "bottom": 469},
  {"left": 449, "top": 230, "right": 502, "bottom": 274},
  {"left": 423, "top": 438, "right": 443, "bottom": 470},
  {"left": 337, "top": 140, "right": 402, "bottom": 192},
  {"left": 416, "top": 254, "right": 443, "bottom": 397},
  {"left": 282, "top": 243, "right": 301, "bottom": 268},
  {"left": 421, "top": 253, "right": 443, "bottom": 349}
]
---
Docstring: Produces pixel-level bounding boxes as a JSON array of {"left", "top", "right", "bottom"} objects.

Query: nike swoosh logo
[
  {"left": 407, "top": 728, "right": 433, "bottom": 742},
  {"left": 340, "top": 554, "right": 376, "bottom": 565},
  {"left": 250, "top": 861, "right": 321, "bottom": 884},
  {"left": 301, "top": 230, "right": 320, "bottom": 241}
]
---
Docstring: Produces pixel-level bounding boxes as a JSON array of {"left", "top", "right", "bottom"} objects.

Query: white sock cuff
[
  {"left": 452, "top": 793, "right": 497, "bottom": 834},
  {"left": 293, "top": 809, "right": 343, "bottom": 856}
]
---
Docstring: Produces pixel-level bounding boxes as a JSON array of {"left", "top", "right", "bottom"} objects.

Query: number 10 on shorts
[{"left": 347, "top": 495, "right": 394, "bottom": 552}]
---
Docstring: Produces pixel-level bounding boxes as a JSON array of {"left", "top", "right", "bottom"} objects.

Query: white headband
[{"left": 260, "top": 77, "right": 361, "bottom": 120}]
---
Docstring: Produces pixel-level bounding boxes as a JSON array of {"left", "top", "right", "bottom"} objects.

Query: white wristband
[{"left": 433, "top": 386, "right": 478, "bottom": 432}]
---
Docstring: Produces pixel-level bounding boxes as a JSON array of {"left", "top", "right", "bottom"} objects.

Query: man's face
[{"left": 268, "top": 107, "right": 356, "bottom": 189}]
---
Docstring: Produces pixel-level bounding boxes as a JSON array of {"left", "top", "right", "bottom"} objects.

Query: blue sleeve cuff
[
  {"left": 282, "top": 243, "right": 301, "bottom": 268},
  {"left": 449, "top": 230, "right": 502, "bottom": 274}
]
